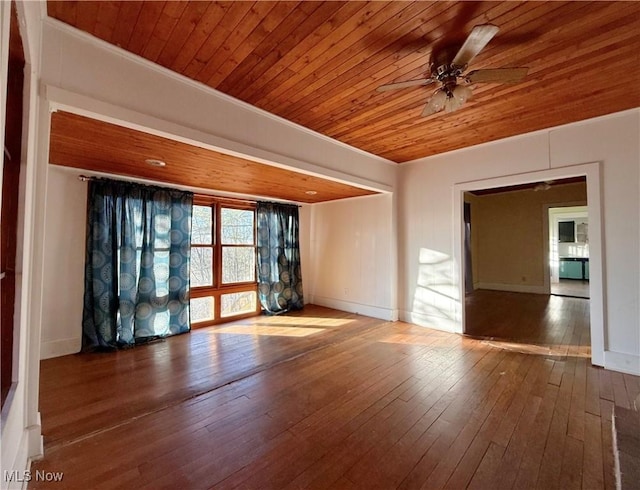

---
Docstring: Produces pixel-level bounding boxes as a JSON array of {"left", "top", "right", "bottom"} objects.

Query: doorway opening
[
  {"left": 549, "top": 205, "right": 589, "bottom": 299},
  {"left": 461, "top": 176, "right": 591, "bottom": 357}
]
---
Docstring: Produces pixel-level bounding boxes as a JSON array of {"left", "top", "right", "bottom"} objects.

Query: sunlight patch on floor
[
  {"left": 480, "top": 339, "right": 591, "bottom": 358},
  {"left": 211, "top": 325, "right": 326, "bottom": 337},
  {"left": 254, "top": 316, "right": 354, "bottom": 328},
  {"left": 378, "top": 332, "right": 451, "bottom": 346}
]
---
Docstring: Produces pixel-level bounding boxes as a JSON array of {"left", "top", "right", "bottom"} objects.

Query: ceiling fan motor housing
[{"left": 430, "top": 45, "right": 466, "bottom": 81}]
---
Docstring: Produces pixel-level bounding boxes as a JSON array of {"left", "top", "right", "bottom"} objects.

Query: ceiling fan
[{"left": 377, "top": 24, "right": 529, "bottom": 117}]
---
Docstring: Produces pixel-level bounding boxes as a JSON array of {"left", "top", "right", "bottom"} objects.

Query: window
[
  {"left": 221, "top": 208, "right": 255, "bottom": 284},
  {"left": 191, "top": 205, "right": 214, "bottom": 287},
  {"left": 189, "top": 197, "right": 259, "bottom": 326},
  {"left": 559, "top": 221, "right": 575, "bottom": 243}
]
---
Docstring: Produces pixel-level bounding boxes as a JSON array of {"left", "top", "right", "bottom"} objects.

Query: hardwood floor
[
  {"left": 31, "top": 303, "right": 639, "bottom": 489},
  {"left": 465, "top": 289, "right": 591, "bottom": 353},
  {"left": 551, "top": 280, "right": 590, "bottom": 299}
]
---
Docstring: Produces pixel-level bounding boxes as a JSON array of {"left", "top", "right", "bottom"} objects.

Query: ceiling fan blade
[
  {"left": 466, "top": 67, "right": 529, "bottom": 83},
  {"left": 377, "top": 78, "right": 435, "bottom": 92},
  {"left": 452, "top": 24, "right": 499, "bottom": 67}
]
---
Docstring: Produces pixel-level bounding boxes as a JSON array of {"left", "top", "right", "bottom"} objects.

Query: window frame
[{"left": 190, "top": 196, "right": 260, "bottom": 327}]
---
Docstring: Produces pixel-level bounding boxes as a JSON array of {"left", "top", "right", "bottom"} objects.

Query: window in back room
[{"left": 189, "top": 197, "right": 259, "bottom": 327}]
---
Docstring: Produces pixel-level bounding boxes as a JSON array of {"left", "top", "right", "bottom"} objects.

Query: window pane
[
  {"left": 221, "top": 208, "right": 254, "bottom": 245},
  {"left": 192, "top": 205, "right": 212, "bottom": 245},
  {"left": 191, "top": 247, "right": 213, "bottom": 287},
  {"left": 191, "top": 296, "right": 215, "bottom": 323},
  {"left": 222, "top": 247, "right": 255, "bottom": 284},
  {"left": 221, "top": 291, "right": 256, "bottom": 318}
]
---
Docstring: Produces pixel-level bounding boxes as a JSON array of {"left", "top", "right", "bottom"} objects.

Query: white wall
[
  {"left": 39, "top": 167, "right": 86, "bottom": 359},
  {"left": 398, "top": 109, "right": 640, "bottom": 375},
  {"left": 305, "top": 193, "right": 396, "bottom": 321}
]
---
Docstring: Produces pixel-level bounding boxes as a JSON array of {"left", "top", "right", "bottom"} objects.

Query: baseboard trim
[
  {"left": 27, "top": 412, "right": 44, "bottom": 460},
  {"left": 605, "top": 350, "right": 640, "bottom": 376},
  {"left": 40, "top": 337, "right": 81, "bottom": 360},
  {"left": 476, "top": 282, "right": 548, "bottom": 295},
  {"left": 398, "top": 309, "right": 462, "bottom": 334},
  {"left": 311, "top": 296, "right": 396, "bottom": 321}
]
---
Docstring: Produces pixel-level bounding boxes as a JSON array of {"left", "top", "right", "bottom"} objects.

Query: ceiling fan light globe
[
  {"left": 444, "top": 95, "right": 462, "bottom": 113},
  {"left": 453, "top": 84, "right": 473, "bottom": 104},
  {"left": 444, "top": 98, "right": 453, "bottom": 113},
  {"left": 429, "top": 89, "right": 448, "bottom": 112}
]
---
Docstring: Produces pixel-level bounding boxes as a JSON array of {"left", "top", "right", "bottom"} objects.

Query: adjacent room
[
  {"left": 2, "top": 2, "right": 639, "bottom": 489},
  {"left": 463, "top": 177, "right": 591, "bottom": 351}
]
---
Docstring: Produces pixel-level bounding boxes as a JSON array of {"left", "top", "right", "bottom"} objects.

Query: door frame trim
[{"left": 453, "top": 161, "right": 605, "bottom": 366}]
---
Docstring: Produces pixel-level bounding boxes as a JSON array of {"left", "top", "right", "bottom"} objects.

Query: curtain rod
[
  {"left": 258, "top": 200, "right": 302, "bottom": 208},
  {"left": 77, "top": 175, "right": 302, "bottom": 206}
]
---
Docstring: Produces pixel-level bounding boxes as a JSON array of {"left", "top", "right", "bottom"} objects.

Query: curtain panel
[
  {"left": 256, "top": 202, "right": 304, "bottom": 314},
  {"left": 82, "top": 178, "right": 193, "bottom": 350}
]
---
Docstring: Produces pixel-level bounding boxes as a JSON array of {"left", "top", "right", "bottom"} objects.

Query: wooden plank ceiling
[
  {"left": 49, "top": 111, "right": 377, "bottom": 204},
  {"left": 47, "top": 1, "right": 640, "bottom": 201},
  {"left": 47, "top": 1, "right": 640, "bottom": 164}
]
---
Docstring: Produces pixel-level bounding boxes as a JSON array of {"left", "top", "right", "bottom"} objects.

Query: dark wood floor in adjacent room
[
  {"left": 32, "top": 300, "right": 639, "bottom": 489},
  {"left": 465, "top": 289, "right": 591, "bottom": 349}
]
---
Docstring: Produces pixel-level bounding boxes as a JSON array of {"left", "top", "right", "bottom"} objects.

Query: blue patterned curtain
[
  {"left": 256, "top": 202, "right": 304, "bottom": 314},
  {"left": 82, "top": 178, "right": 193, "bottom": 350}
]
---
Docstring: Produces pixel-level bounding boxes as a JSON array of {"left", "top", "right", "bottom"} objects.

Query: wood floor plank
[
  {"left": 559, "top": 435, "right": 585, "bottom": 490},
  {"left": 391, "top": 353, "right": 512, "bottom": 488},
  {"left": 362, "top": 351, "right": 514, "bottom": 488},
  {"left": 549, "top": 360, "right": 565, "bottom": 386},
  {"left": 466, "top": 441, "right": 507, "bottom": 490},
  {"left": 568, "top": 357, "right": 588, "bottom": 441},
  {"left": 535, "top": 354, "right": 576, "bottom": 489},
  {"left": 452, "top": 355, "right": 548, "bottom": 490},
  {"left": 599, "top": 369, "right": 615, "bottom": 402},
  {"left": 290, "top": 348, "right": 502, "bottom": 489},
  {"left": 582, "top": 412, "right": 605, "bottom": 489},
  {"left": 599, "top": 398, "right": 617, "bottom": 490},
  {"left": 611, "top": 371, "right": 632, "bottom": 409},
  {"left": 30, "top": 297, "right": 635, "bottom": 490},
  {"left": 490, "top": 356, "right": 539, "bottom": 447},
  {"left": 585, "top": 364, "right": 602, "bottom": 416},
  {"left": 357, "top": 351, "right": 504, "bottom": 490},
  {"left": 493, "top": 393, "right": 543, "bottom": 488},
  {"left": 447, "top": 357, "right": 527, "bottom": 488},
  {"left": 512, "top": 383, "right": 561, "bottom": 489}
]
